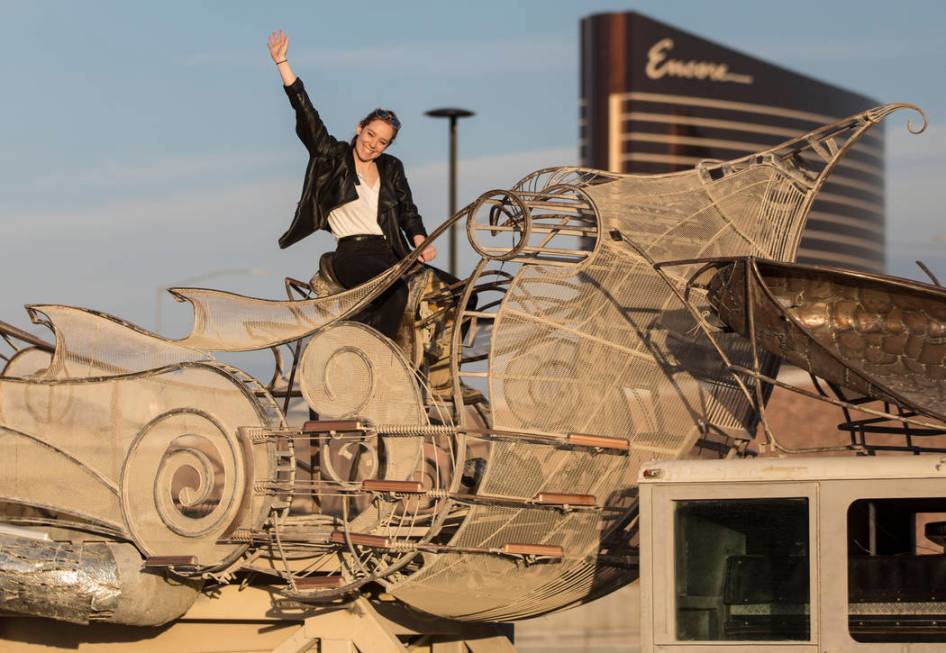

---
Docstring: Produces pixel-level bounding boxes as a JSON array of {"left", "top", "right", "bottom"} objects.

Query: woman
[{"left": 267, "top": 30, "right": 435, "bottom": 340}]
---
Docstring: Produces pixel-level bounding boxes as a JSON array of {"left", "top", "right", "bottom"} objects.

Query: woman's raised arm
[
  {"left": 267, "top": 29, "right": 297, "bottom": 86},
  {"left": 268, "top": 30, "right": 335, "bottom": 155}
]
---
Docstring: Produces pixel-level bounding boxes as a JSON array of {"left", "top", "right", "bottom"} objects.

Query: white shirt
[{"left": 327, "top": 174, "right": 384, "bottom": 238}]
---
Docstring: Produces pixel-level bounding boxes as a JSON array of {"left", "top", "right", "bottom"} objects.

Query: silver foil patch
[{"left": 0, "top": 533, "right": 121, "bottom": 624}]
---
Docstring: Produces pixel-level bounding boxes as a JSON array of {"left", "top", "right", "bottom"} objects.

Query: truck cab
[{"left": 638, "top": 456, "right": 946, "bottom": 652}]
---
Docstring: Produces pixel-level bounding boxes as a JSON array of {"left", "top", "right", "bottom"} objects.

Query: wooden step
[{"left": 303, "top": 419, "right": 366, "bottom": 434}]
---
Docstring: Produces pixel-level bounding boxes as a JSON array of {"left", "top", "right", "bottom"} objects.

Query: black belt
[{"left": 338, "top": 234, "right": 386, "bottom": 244}]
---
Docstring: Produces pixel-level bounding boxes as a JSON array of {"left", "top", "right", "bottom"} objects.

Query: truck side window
[
  {"left": 674, "top": 498, "right": 810, "bottom": 641},
  {"left": 848, "top": 498, "right": 946, "bottom": 643}
]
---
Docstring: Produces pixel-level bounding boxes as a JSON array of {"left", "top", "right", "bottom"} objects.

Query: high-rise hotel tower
[{"left": 580, "top": 12, "right": 884, "bottom": 272}]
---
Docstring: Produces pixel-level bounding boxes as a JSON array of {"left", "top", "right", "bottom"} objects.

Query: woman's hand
[
  {"left": 414, "top": 234, "right": 437, "bottom": 263},
  {"left": 267, "top": 30, "right": 288, "bottom": 63},
  {"left": 267, "top": 30, "right": 296, "bottom": 86}
]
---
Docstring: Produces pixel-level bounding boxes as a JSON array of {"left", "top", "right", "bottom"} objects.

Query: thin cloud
[
  {"left": 5, "top": 149, "right": 294, "bottom": 202},
  {"left": 183, "top": 36, "right": 576, "bottom": 76}
]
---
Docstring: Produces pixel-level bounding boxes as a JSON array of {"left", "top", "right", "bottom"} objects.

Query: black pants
[{"left": 332, "top": 236, "right": 408, "bottom": 340}]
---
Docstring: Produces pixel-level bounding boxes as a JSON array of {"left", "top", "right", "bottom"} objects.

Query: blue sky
[{"left": 2, "top": 1, "right": 945, "bottom": 343}]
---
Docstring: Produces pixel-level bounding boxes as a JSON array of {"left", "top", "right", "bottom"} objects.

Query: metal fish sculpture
[{"left": 0, "top": 104, "right": 926, "bottom": 626}]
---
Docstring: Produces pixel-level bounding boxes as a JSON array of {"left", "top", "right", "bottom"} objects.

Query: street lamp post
[{"left": 425, "top": 107, "right": 474, "bottom": 277}]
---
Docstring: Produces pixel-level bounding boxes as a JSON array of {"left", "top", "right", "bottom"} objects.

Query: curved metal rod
[
  {"left": 0, "top": 500, "right": 127, "bottom": 537},
  {"left": 0, "top": 320, "right": 54, "bottom": 353},
  {"left": 0, "top": 515, "right": 130, "bottom": 541},
  {"left": 916, "top": 260, "right": 943, "bottom": 287},
  {"left": 512, "top": 166, "right": 622, "bottom": 192},
  {"left": 266, "top": 345, "right": 287, "bottom": 392},
  {"left": 866, "top": 102, "right": 927, "bottom": 135}
]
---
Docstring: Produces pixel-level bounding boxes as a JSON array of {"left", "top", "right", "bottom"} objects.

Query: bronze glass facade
[{"left": 580, "top": 12, "right": 884, "bottom": 272}]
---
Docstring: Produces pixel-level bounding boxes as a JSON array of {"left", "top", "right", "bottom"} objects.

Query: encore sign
[{"left": 645, "top": 38, "right": 754, "bottom": 85}]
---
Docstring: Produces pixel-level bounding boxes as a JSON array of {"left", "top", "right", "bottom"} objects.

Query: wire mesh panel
[
  {"left": 2, "top": 347, "right": 52, "bottom": 378},
  {"left": 27, "top": 305, "right": 208, "bottom": 378},
  {"left": 0, "top": 362, "right": 283, "bottom": 570},
  {"left": 171, "top": 269, "right": 399, "bottom": 352}
]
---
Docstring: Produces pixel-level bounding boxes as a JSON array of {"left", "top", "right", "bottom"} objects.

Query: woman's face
[{"left": 354, "top": 119, "right": 396, "bottom": 163}]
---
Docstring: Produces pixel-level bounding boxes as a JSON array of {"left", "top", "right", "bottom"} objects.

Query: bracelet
[{"left": 275, "top": 59, "right": 287, "bottom": 65}]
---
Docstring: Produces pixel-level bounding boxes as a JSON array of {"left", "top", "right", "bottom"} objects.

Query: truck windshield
[{"left": 674, "top": 498, "right": 810, "bottom": 641}]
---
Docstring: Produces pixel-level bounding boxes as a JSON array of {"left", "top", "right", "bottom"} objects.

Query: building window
[
  {"left": 848, "top": 498, "right": 946, "bottom": 643},
  {"left": 675, "top": 498, "right": 810, "bottom": 641}
]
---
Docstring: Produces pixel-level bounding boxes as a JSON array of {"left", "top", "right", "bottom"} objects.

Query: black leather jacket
[{"left": 278, "top": 78, "right": 427, "bottom": 259}]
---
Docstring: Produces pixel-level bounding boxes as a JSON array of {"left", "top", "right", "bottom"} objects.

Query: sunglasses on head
[{"left": 372, "top": 109, "right": 401, "bottom": 130}]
